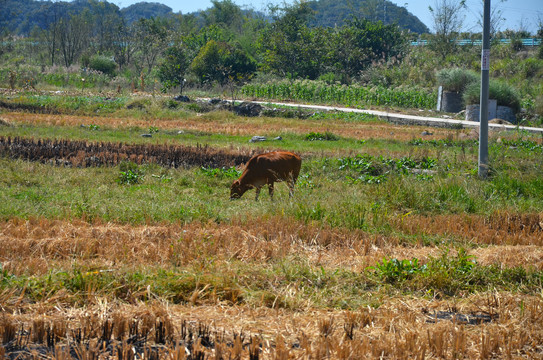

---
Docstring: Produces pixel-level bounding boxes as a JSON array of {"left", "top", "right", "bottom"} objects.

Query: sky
[{"left": 110, "top": 0, "right": 543, "bottom": 34}]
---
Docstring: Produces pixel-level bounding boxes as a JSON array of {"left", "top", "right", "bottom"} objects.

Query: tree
[
  {"left": 132, "top": 17, "right": 169, "bottom": 75},
  {"left": 111, "top": 20, "right": 134, "bottom": 70},
  {"left": 476, "top": 0, "right": 505, "bottom": 37},
  {"left": 158, "top": 45, "right": 190, "bottom": 94},
  {"left": 330, "top": 17, "right": 407, "bottom": 80},
  {"left": 203, "top": 0, "right": 244, "bottom": 33},
  {"left": 428, "top": 0, "right": 466, "bottom": 58},
  {"left": 88, "top": 0, "right": 122, "bottom": 53},
  {"left": 258, "top": 1, "right": 325, "bottom": 79},
  {"left": 57, "top": 10, "right": 92, "bottom": 67},
  {"left": 190, "top": 40, "right": 256, "bottom": 86}
]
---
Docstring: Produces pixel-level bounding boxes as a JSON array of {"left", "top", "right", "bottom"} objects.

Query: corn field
[{"left": 242, "top": 80, "right": 437, "bottom": 109}]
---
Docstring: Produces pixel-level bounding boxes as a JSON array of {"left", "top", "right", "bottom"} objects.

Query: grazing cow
[{"left": 230, "top": 151, "right": 302, "bottom": 200}]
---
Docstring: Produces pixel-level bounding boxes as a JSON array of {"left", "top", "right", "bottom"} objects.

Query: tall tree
[
  {"left": 190, "top": 40, "right": 256, "bottom": 85},
  {"left": 258, "top": 1, "right": 324, "bottom": 79},
  {"left": 429, "top": 0, "right": 466, "bottom": 58},
  {"left": 158, "top": 45, "right": 190, "bottom": 93},
  {"left": 132, "top": 17, "right": 169, "bottom": 75},
  {"left": 57, "top": 10, "right": 92, "bottom": 67},
  {"left": 203, "top": 0, "right": 244, "bottom": 33}
]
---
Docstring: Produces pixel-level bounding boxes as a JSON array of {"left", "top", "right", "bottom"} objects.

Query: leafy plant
[
  {"left": 117, "top": 162, "right": 144, "bottom": 185},
  {"left": 200, "top": 166, "right": 241, "bottom": 178},
  {"left": 87, "top": 55, "right": 117, "bottom": 77},
  {"left": 463, "top": 79, "right": 521, "bottom": 113},
  {"left": 436, "top": 67, "right": 478, "bottom": 92},
  {"left": 305, "top": 131, "right": 340, "bottom": 141},
  {"left": 373, "top": 257, "right": 427, "bottom": 283}
]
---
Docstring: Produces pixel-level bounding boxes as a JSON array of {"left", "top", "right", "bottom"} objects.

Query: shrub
[
  {"left": 436, "top": 68, "right": 478, "bottom": 93},
  {"left": 88, "top": 55, "right": 117, "bottom": 77},
  {"left": 304, "top": 132, "right": 340, "bottom": 141},
  {"left": 463, "top": 79, "right": 521, "bottom": 113},
  {"left": 117, "top": 162, "right": 144, "bottom": 185}
]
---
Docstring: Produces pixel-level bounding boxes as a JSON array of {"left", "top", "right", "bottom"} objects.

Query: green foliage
[
  {"left": 373, "top": 258, "right": 427, "bottom": 283},
  {"left": 190, "top": 40, "right": 256, "bottom": 85},
  {"left": 339, "top": 154, "right": 437, "bottom": 175},
  {"left": 258, "top": 3, "right": 408, "bottom": 80},
  {"left": 242, "top": 80, "right": 436, "bottom": 109},
  {"left": 200, "top": 166, "right": 241, "bottom": 178},
  {"left": 117, "top": 162, "right": 144, "bottom": 185},
  {"left": 87, "top": 55, "right": 117, "bottom": 77},
  {"left": 304, "top": 132, "right": 340, "bottom": 141},
  {"left": 463, "top": 79, "right": 522, "bottom": 112},
  {"left": 158, "top": 45, "right": 190, "bottom": 93},
  {"left": 436, "top": 67, "right": 478, "bottom": 92}
]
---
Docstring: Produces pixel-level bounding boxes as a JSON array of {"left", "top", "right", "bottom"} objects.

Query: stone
[
  {"left": 250, "top": 136, "right": 267, "bottom": 143},
  {"left": 173, "top": 95, "right": 190, "bottom": 102},
  {"left": 234, "top": 102, "right": 263, "bottom": 117}
]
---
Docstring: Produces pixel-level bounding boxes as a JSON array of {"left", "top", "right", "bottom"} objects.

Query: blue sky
[{"left": 111, "top": 0, "right": 542, "bottom": 34}]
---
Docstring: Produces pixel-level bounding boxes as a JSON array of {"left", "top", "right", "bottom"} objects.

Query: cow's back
[{"left": 243, "top": 151, "right": 301, "bottom": 182}]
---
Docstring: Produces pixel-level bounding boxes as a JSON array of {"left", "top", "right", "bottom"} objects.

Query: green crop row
[{"left": 242, "top": 80, "right": 437, "bottom": 109}]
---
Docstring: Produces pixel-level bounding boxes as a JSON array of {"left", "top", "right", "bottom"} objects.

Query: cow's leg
[
  {"left": 268, "top": 182, "right": 275, "bottom": 200},
  {"left": 287, "top": 174, "right": 295, "bottom": 198},
  {"left": 255, "top": 186, "right": 261, "bottom": 201}
]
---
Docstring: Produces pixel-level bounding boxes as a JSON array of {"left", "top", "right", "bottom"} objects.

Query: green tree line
[{"left": 0, "top": 0, "right": 409, "bottom": 90}]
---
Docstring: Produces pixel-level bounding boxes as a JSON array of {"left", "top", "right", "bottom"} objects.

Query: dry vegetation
[
  {"left": 1, "top": 217, "right": 543, "bottom": 359},
  {"left": 1, "top": 106, "right": 542, "bottom": 359},
  {"left": 0, "top": 111, "right": 464, "bottom": 142}
]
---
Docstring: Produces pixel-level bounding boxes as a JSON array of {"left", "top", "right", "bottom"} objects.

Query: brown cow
[{"left": 230, "top": 151, "right": 302, "bottom": 200}]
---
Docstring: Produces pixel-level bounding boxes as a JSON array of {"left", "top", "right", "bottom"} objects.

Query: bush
[
  {"left": 304, "top": 131, "right": 340, "bottom": 141},
  {"left": 436, "top": 68, "right": 478, "bottom": 93},
  {"left": 117, "top": 162, "right": 144, "bottom": 185},
  {"left": 463, "top": 79, "right": 521, "bottom": 113},
  {"left": 88, "top": 55, "right": 117, "bottom": 77}
]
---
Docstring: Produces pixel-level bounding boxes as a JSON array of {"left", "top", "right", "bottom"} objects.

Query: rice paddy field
[{"left": 1, "top": 92, "right": 543, "bottom": 359}]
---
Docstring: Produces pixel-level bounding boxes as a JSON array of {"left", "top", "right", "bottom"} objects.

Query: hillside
[
  {"left": 308, "top": 0, "right": 429, "bottom": 34},
  {"left": 0, "top": 0, "right": 429, "bottom": 36}
]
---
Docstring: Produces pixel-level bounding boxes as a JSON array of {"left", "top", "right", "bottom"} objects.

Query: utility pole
[{"left": 478, "top": 0, "right": 490, "bottom": 178}]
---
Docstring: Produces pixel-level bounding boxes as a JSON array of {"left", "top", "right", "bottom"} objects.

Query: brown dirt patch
[{"left": 2, "top": 111, "right": 467, "bottom": 142}]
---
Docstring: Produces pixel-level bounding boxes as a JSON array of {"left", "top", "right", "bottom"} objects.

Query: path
[{"left": 251, "top": 100, "right": 543, "bottom": 135}]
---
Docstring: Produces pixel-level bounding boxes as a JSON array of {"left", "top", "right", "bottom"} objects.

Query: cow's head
[{"left": 230, "top": 180, "right": 249, "bottom": 200}]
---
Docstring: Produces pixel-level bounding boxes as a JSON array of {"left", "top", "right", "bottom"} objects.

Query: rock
[
  {"left": 177, "top": 130, "right": 185, "bottom": 134},
  {"left": 173, "top": 95, "right": 190, "bottom": 102},
  {"left": 141, "top": 134, "right": 152, "bottom": 138},
  {"left": 272, "top": 136, "right": 283, "bottom": 141},
  {"left": 0, "top": 118, "right": 12, "bottom": 126},
  {"left": 234, "top": 102, "right": 263, "bottom": 117},
  {"left": 421, "top": 130, "right": 433, "bottom": 136},
  {"left": 208, "top": 98, "right": 222, "bottom": 105},
  {"left": 410, "top": 169, "right": 437, "bottom": 175},
  {"left": 489, "top": 118, "right": 513, "bottom": 125},
  {"left": 250, "top": 136, "right": 267, "bottom": 143}
]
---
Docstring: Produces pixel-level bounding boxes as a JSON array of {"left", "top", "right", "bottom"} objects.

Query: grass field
[{"left": 1, "top": 93, "right": 543, "bottom": 358}]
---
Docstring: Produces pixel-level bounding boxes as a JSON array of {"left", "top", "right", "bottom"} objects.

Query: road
[{"left": 251, "top": 100, "right": 543, "bottom": 135}]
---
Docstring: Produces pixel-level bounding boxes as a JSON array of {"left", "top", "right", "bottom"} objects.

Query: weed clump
[
  {"left": 463, "top": 79, "right": 521, "bottom": 113},
  {"left": 305, "top": 131, "right": 340, "bottom": 141},
  {"left": 117, "top": 162, "right": 144, "bottom": 185},
  {"left": 436, "top": 68, "right": 478, "bottom": 93}
]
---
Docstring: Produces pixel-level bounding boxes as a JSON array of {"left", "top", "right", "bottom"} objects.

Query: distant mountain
[
  {"left": 121, "top": 2, "right": 173, "bottom": 25},
  {"left": 0, "top": 0, "right": 122, "bottom": 35},
  {"left": 0, "top": 0, "right": 429, "bottom": 36},
  {"left": 308, "top": 0, "right": 430, "bottom": 34}
]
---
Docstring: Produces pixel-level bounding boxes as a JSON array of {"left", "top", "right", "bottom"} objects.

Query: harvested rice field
[{"left": 1, "top": 95, "right": 543, "bottom": 359}]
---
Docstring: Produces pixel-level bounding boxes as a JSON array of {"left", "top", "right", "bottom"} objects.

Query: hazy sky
[{"left": 110, "top": 0, "right": 542, "bottom": 34}]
